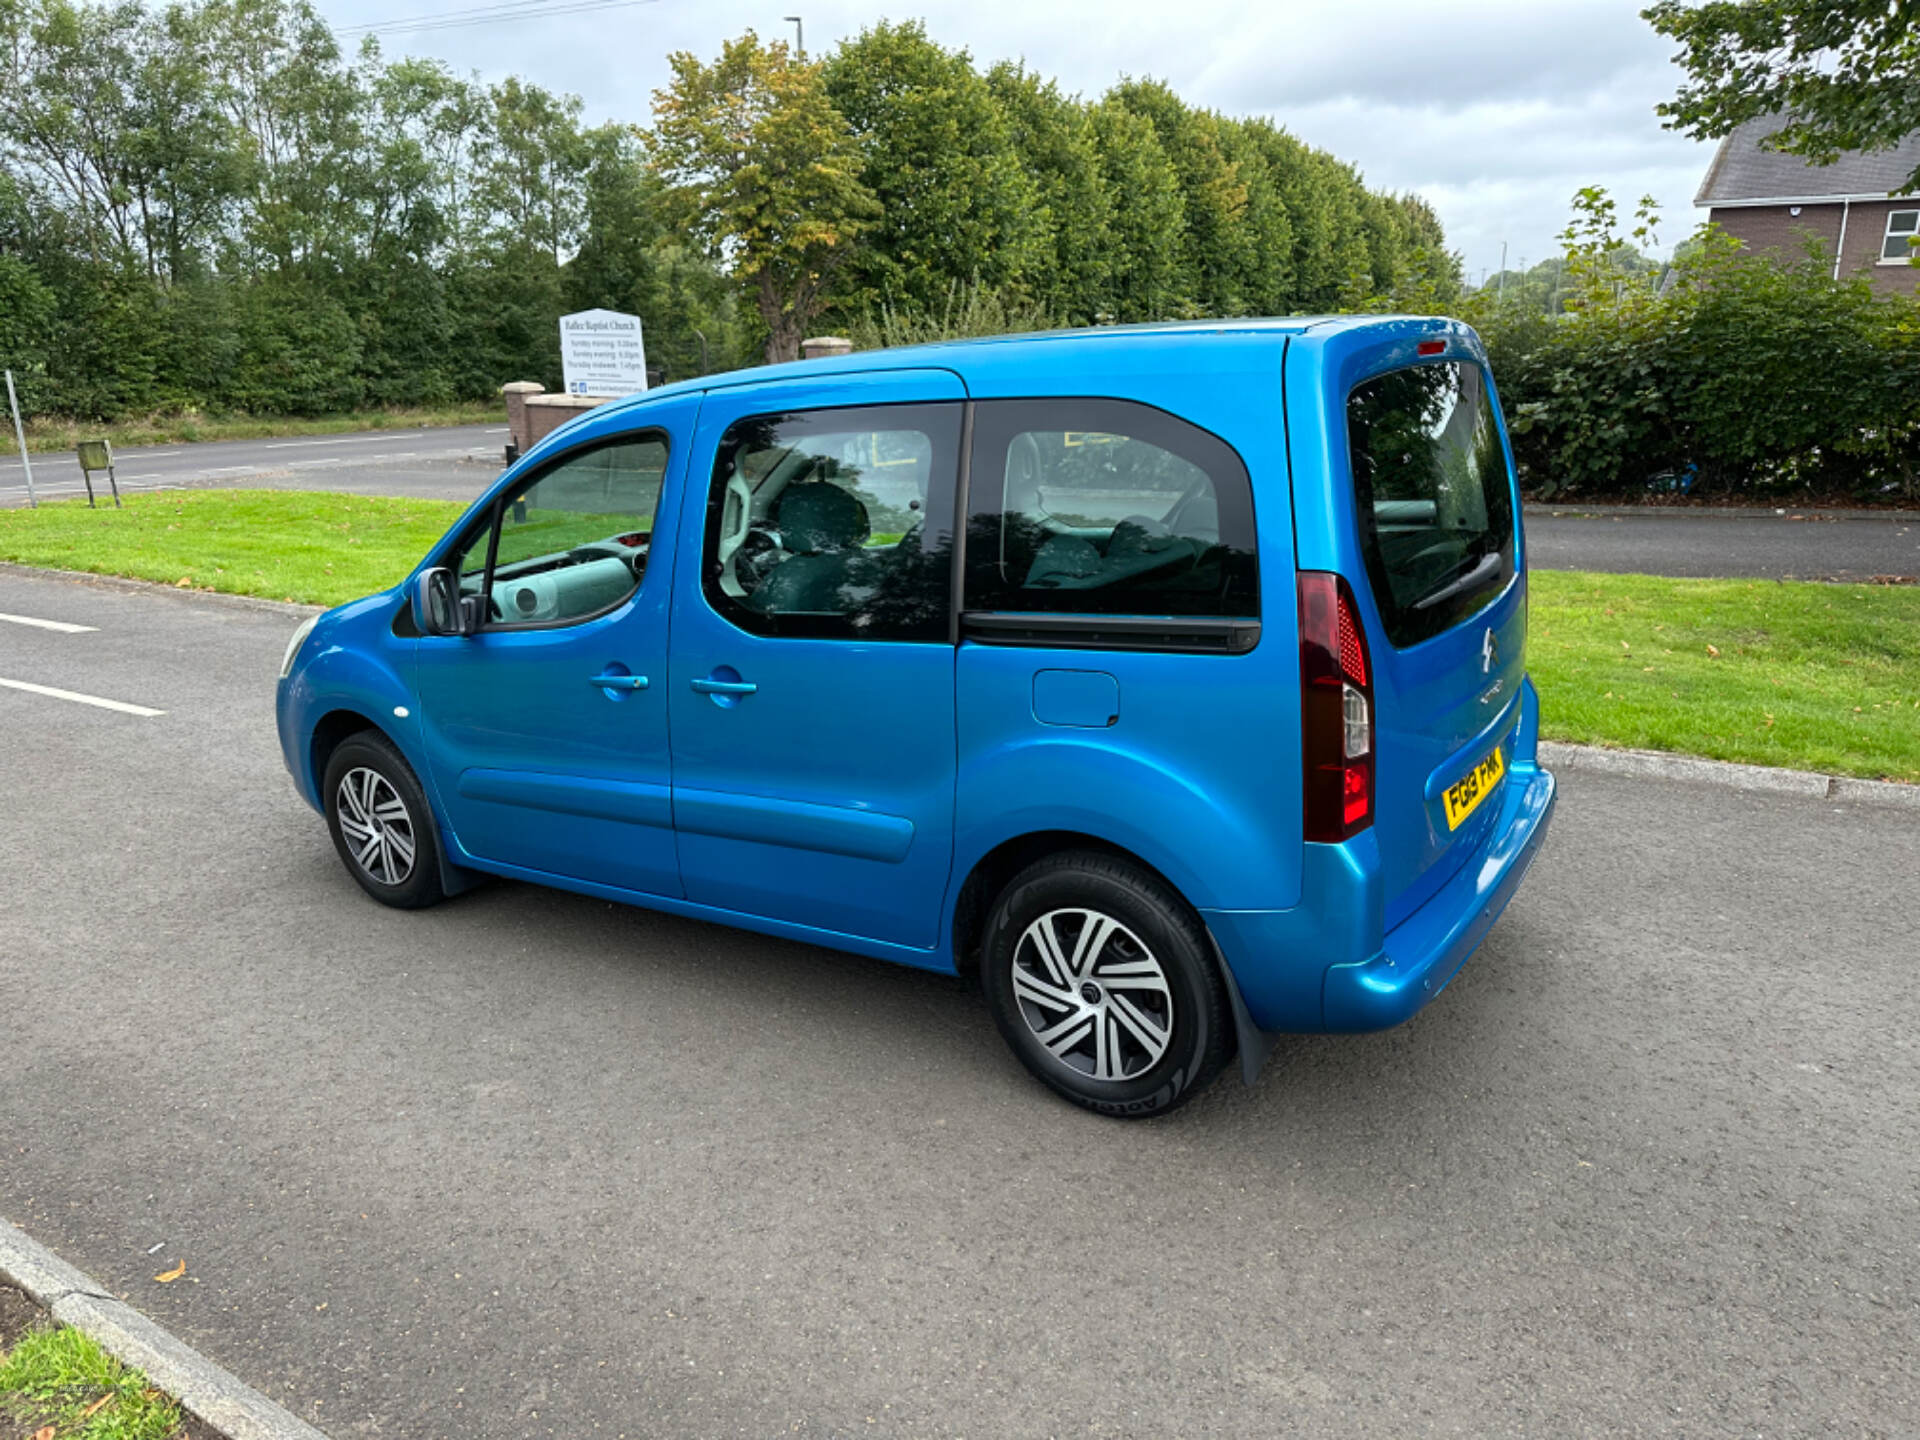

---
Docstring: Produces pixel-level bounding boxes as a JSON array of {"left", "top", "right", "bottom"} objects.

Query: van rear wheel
[{"left": 981, "top": 851, "right": 1229, "bottom": 1118}]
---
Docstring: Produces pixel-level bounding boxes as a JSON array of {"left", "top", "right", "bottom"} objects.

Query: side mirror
[{"left": 412, "top": 567, "right": 468, "bottom": 637}]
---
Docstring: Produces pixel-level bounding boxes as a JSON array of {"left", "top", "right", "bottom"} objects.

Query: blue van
[{"left": 276, "top": 316, "right": 1556, "bottom": 1116}]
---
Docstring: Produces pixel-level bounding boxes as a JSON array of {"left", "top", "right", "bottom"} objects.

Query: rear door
[
  {"left": 1307, "top": 342, "right": 1527, "bottom": 926},
  {"left": 666, "top": 370, "right": 965, "bottom": 949}
]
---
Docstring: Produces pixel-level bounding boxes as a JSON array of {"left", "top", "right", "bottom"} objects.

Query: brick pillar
[{"left": 500, "top": 381, "right": 544, "bottom": 459}]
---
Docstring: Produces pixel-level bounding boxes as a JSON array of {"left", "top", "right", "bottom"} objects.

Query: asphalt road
[
  {"left": 0, "top": 424, "right": 508, "bottom": 508},
  {"left": 1526, "top": 507, "right": 1920, "bottom": 581},
  {"left": 2, "top": 567, "right": 1916, "bottom": 1438}
]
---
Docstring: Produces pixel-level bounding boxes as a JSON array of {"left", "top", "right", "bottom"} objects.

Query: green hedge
[{"left": 1467, "top": 223, "right": 1920, "bottom": 502}]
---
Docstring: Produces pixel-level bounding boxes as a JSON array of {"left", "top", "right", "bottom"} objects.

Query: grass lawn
[
  {"left": 2, "top": 492, "right": 1915, "bottom": 780},
  {"left": 0, "top": 489, "right": 466, "bottom": 605},
  {"left": 19, "top": 402, "right": 503, "bottom": 453},
  {"left": 1531, "top": 571, "right": 1920, "bottom": 782},
  {"left": 0, "top": 1321, "right": 188, "bottom": 1439}
]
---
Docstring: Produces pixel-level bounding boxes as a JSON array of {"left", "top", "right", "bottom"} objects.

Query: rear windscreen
[{"left": 1345, "top": 360, "right": 1515, "bottom": 648}]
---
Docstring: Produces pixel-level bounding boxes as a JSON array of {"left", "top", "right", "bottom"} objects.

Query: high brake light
[{"left": 1300, "top": 571, "right": 1374, "bottom": 841}]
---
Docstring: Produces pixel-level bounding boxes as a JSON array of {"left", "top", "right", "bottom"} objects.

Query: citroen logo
[{"left": 1481, "top": 628, "right": 1499, "bottom": 674}]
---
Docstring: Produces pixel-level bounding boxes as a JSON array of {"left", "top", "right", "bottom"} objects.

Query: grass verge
[
  {"left": 18, "top": 403, "right": 503, "bottom": 453},
  {"left": 0, "top": 489, "right": 466, "bottom": 605},
  {"left": 2, "top": 493, "right": 1915, "bottom": 780},
  {"left": 0, "top": 1321, "right": 189, "bottom": 1439},
  {"left": 1531, "top": 571, "right": 1920, "bottom": 782}
]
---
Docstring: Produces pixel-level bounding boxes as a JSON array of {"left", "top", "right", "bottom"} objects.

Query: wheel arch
[
  {"left": 310, "top": 707, "right": 383, "bottom": 798},
  {"left": 948, "top": 828, "right": 1269, "bottom": 1085}
]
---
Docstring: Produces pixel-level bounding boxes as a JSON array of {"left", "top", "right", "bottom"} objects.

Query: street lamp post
[{"left": 784, "top": 14, "right": 803, "bottom": 58}]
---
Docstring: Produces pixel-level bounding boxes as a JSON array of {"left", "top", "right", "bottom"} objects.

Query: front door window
[{"left": 455, "top": 436, "right": 669, "bottom": 628}]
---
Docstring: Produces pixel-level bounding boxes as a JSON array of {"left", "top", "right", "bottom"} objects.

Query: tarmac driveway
[{"left": 1, "top": 568, "right": 1916, "bottom": 1438}]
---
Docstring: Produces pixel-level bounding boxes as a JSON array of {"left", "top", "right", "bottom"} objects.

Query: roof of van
[{"left": 591, "top": 313, "right": 1450, "bottom": 417}]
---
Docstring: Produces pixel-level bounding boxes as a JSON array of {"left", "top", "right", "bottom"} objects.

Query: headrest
[
  {"left": 1107, "top": 515, "right": 1179, "bottom": 556},
  {"left": 778, "top": 481, "right": 870, "bottom": 554},
  {"left": 1004, "top": 434, "right": 1044, "bottom": 514}
]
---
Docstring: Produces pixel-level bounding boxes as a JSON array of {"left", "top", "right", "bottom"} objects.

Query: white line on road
[
  {"left": 262, "top": 432, "right": 430, "bottom": 449},
  {"left": 0, "top": 478, "right": 178, "bottom": 498},
  {"left": 0, "top": 676, "right": 164, "bottom": 716},
  {"left": 0, "top": 612, "right": 97, "bottom": 633}
]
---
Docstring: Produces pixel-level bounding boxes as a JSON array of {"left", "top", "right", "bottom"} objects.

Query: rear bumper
[
  {"left": 1203, "top": 677, "right": 1557, "bottom": 1035},
  {"left": 1320, "top": 760, "right": 1555, "bottom": 1031}
]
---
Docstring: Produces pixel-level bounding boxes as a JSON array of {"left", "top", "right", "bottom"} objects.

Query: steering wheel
[{"left": 734, "top": 528, "right": 782, "bottom": 594}]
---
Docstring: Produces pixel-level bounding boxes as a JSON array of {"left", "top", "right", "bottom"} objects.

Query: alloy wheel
[
  {"left": 336, "top": 767, "right": 416, "bottom": 886},
  {"left": 1010, "top": 908, "right": 1174, "bottom": 1081}
]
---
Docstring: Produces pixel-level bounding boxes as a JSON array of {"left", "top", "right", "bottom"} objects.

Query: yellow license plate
[{"left": 1443, "top": 744, "right": 1506, "bottom": 831}]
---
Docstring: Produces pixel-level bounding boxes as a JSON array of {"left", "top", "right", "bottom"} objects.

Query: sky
[{"left": 322, "top": 0, "right": 1718, "bottom": 283}]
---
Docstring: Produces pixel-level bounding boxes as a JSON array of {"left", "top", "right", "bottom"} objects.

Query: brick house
[{"left": 1696, "top": 114, "right": 1920, "bottom": 295}]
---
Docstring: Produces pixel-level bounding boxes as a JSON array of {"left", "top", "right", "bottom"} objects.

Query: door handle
[
  {"left": 689, "top": 677, "right": 757, "bottom": 696},
  {"left": 589, "top": 673, "right": 648, "bottom": 691}
]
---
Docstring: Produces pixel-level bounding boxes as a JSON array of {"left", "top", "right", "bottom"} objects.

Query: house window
[{"left": 1882, "top": 209, "right": 1918, "bottom": 263}]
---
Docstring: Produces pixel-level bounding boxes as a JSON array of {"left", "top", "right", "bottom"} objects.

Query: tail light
[{"left": 1299, "top": 571, "right": 1373, "bottom": 842}]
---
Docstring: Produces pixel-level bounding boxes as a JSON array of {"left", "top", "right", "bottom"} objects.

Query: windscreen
[{"left": 1345, "top": 361, "right": 1514, "bottom": 648}]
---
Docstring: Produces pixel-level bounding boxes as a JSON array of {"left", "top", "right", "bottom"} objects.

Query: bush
[
  {"left": 1466, "top": 196, "right": 1920, "bottom": 502},
  {"left": 846, "top": 278, "right": 1058, "bottom": 351}
]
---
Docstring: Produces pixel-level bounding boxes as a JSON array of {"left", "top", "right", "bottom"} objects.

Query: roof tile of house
[{"left": 1696, "top": 114, "right": 1920, "bottom": 205}]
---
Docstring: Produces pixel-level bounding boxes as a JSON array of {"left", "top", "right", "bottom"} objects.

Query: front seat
[{"left": 749, "top": 481, "right": 871, "bottom": 614}]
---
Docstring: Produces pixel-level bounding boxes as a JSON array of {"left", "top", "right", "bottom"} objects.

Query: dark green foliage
[
  {"left": 1, "top": 0, "right": 1450, "bottom": 421},
  {"left": 824, "top": 22, "right": 1045, "bottom": 314},
  {"left": 984, "top": 63, "right": 1113, "bottom": 325},
  {"left": 1465, "top": 190, "right": 1920, "bottom": 501},
  {"left": 0, "top": 0, "right": 742, "bottom": 420}
]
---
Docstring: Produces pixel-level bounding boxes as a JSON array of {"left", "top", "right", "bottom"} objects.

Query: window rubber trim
[
  {"left": 948, "top": 400, "right": 974, "bottom": 647},
  {"left": 960, "top": 611, "right": 1260, "bottom": 655}
]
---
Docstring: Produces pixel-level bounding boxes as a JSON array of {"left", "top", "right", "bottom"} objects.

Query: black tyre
[
  {"left": 981, "top": 850, "right": 1230, "bottom": 1118},
  {"left": 322, "top": 732, "right": 445, "bottom": 910}
]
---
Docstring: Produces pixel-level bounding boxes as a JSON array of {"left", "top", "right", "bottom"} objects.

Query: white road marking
[
  {"left": 262, "top": 433, "right": 427, "bottom": 449},
  {"left": 0, "top": 479, "right": 181, "bottom": 499},
  {"left": 0, "top": 612, "right": 97, "bottom": 633},
  {"left": 0, "top": 676, "right": 164, "bottom": 716}
]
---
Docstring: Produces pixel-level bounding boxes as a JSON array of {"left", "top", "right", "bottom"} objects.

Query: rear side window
[
  {"left": 963, "top": 398, "right": 1257, "bottom": 620},
  {"left": 1346, "top": 361, "right": 1514, "bottom": 648}
]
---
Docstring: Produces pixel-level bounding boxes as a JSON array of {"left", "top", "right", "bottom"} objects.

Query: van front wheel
[
  {"left": 323, "top": 732, "right": 446, "bottom": 910},
  {"left": 981, "top": 851, "right": 1230, "bottom": 1118}
]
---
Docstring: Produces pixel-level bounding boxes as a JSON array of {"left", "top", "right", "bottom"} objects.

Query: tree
[
  {"left": 824, "top": 21, "right": 1042, "bottom": 315},
  {"left": 1087, "top": 98, "right": 1188, "bottom": 320},
  {"left": 650, "top": 32, "right": 877, "bottom": 363},
  {"left": 1645, "top": 0, "right": 1920, "bottom": 193},
  {"left": 566, "top": 121, "right": 742, "bottom": 380},
  {"left": 984, "top": 62, "right": 1111, "bottom": 323},
  {"left": 1109, "top": 79, "right": 1247, "bottom": 315}
]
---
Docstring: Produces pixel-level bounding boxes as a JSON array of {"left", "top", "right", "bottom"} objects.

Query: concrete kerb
[
  {"left": 1523, "top": 501, "right": 1919, "bottom": 522},
  {"left": 1538, "top": 740, "right": 1920, "bottom": 812},
  {"left": 0, "top": 561, "right": 322, "bottom": 616},
  {"left": 0, "top": 1217, "right": 330, "bottom": 1440}
]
